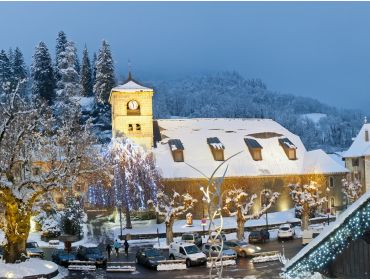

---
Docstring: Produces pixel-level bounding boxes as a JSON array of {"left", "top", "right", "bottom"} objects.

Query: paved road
[{"left": 43, "top": 238, "right": 303, "bottom": 279}]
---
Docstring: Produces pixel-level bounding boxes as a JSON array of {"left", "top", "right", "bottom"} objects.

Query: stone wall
[{"left": 161, "top": 173, "right": 346, "bottom": 219}]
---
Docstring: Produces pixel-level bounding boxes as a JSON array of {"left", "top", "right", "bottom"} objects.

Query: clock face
[{"left": 128, "top": 100, "right": 139, "bottom": 110}]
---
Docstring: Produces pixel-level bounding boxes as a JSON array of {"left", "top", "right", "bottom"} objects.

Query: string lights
[{"left": 284, "top": 201, "right": 370, "bottom": 278}]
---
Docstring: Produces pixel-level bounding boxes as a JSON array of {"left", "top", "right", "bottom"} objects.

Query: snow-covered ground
[
  {"left": 0, "top": 223, "right": 92, "bottom": 249},
  {"left": 300, "top": 113, "right": 327, "bottom": 124},
  {"left": 0, "top": 258, "right": 58, "bottom": 278},
  {"left": 108, "top": 209, "right": 300, "bottom": 239}
]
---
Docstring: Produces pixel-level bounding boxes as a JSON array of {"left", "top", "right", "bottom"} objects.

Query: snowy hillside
[{"left": 150, "top": 72, "right": 364, "bottom": 152}]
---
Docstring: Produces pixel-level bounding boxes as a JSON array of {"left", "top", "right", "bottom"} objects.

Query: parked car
[
  {"left": 201, "top": 243, "right": 237, "bottom": 259},
  {"left": 278, "top": 224, "right": 295, "bottom": 240},
  {"left": 51, "top": 249, "right": 77, "bottom": 266},
  {"left": 208, "top": 232, "right": 227, "bottom": 243},
  {"left": 135, "top": 248, "right": 166, "bottom": 269},
  {"left": 26, "top": 241, "right": 44, "bottom": 259},
  {"left": 248, "top": 230, "right": 269, "bottom": 243},
  {"left": 77, "top": 244, "right": 107, "bottom": 266},
  {"left": 181, "top": 232, "right": 203, "bottom": 247},
  {"left": 223, "top": 240, "right": 262, "bottom": 257},
  {"left": 169, "top": 241, "right": 207, "bottom": 267}
]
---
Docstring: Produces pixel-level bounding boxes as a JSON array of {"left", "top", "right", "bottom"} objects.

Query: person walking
[
  {"left": 123, "top": 239, "right": 129, "bottom": 256},
  {"left": 113, "top": 239, "right": 121, "bottom": 258},
  {"left": 106, "top": 243, "right": 112, "bottom": 259}
]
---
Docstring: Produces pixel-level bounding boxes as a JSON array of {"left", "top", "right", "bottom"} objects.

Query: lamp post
[
  {"left": 202, "top": 197, "right": 206, "bottom": 237},
  {"left": 264, "top": 189, "right": 269, "bottom": 231}
]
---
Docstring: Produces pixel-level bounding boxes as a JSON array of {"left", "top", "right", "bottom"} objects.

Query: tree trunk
[
  {"left": 166, "top": 219, "right": 174, "bottom": 245},
  {"left": 125, "top": 206, "right": 132, "bottom": 229},
  {"left": 236, "top": 211, "right": 245, "bottom": 240},
  {"left": 4, "top": 202, "right": 31, "bottom": 263},
  {"left": 301, "top": 203, "right": 310, "bottom": 230}
]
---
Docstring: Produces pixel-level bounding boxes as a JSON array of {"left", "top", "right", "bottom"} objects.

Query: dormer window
[
  {"left": 365, "top": 130, "right": 369, "bottom": 142},
  {"left": 207, "top": 137, "right": 225, "bottom": 161},
  {"left": 168, "top": 139, "right": 184, "bottom": 162},
  {"left": 244, "top": 138, "right": 263, "bottom": 161},
  {"left": 279, "top": 138, "right": 297, "bottom": 160}
]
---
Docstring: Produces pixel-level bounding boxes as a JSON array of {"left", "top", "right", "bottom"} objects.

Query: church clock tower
[{"left": 109, "top": 72, "right": 154, "bottom": 150}]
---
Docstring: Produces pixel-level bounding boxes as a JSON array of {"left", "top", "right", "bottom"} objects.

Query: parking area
[{"left": 42, "top": 237, "right": 303, "bottom": 279}]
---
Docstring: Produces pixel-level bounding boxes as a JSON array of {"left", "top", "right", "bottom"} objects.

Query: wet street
[{"left": 43, "top": 237, "right": 303, "bottom": 279}]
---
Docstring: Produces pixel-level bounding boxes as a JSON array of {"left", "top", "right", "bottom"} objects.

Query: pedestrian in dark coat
[
  {"left": 106, "top": 243, "right": 112, "bottom": 259},
  {"left": 124, "top": 239, "right": 129, "bottom": 256}
]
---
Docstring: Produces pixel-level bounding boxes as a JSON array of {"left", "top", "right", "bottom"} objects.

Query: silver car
[
  {"left": 224, "top": 240, "right": 262, "bottom": 257},
  {"left": 201, "top": 243, "right": 237, "bottom": 259}
]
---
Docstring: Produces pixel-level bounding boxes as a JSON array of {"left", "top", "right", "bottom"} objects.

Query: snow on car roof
[{"left": 153, "top": 118, "right": 348, "bottom": 179}]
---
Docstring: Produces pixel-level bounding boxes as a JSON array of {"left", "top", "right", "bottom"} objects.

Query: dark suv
[
  {"left": 136, "top": 248, "right": 166, "bottom": 269},
  {"left": 248, "top": 229, "right": 269, "bottom": 243},
  {"left": 76, "top": 245, "right": 107, "bottom": 266}
]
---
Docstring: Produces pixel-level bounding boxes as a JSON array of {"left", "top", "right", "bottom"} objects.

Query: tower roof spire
[{"left": 128, "top": 60, "right": 132, "bottom": 80}]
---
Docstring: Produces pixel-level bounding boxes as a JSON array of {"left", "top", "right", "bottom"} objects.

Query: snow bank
[
  {"left": 252, "top": 254, "right": 280, "bottom": 263},
  {"left": 157, "top": 263, "right": 187, "bottom": 271},
  {"left": 0, "top": 258, "right": 58, "bottom": 279},
  {"left": 206, "top": 259, "right": 236, "bottom": 267}
]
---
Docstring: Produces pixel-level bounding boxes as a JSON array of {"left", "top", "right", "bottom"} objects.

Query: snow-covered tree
[
  {"left": 223, "top": 188, "right": 279, "bottom": 240},
  {"left": 93, "top": 40, "right": 115, "bottom": 105},
  {"left": 55, "top": 31, "right": 68, "bottom": 83},
  {"left": 80, "top": 46, "right": 93, "bottom": 97},
  {"left": 149, "top": 191, "right": 197, "bottom": 245},
  {"left": 0, "top": 50, "right": 12, "bottom": 96},
  {"left": 92, "top": 52, "right": 97, "bottom": 90},
  {"left": 105, "top": 136, "right": 160, "bottom": 229},
  {"left": 56, "top": 41, "right": 81, "bottom": 98},
  {"left": 60, "top": 194, "right": 86, "bottom": 237},
  {"left": 10, "top": 47, "right": 27, "bottom": 95},
  {"left": 289, "top": 181, "right": 327, "bottom": 230},
  {"left": 0, "top": 83, "right": 103, "bottom": 263},
  {"left": 31, "top": 42, "right": 55, "bottom": 105},
  {"left": 342, "top": 178, "right": 362, "bottom": 205}
]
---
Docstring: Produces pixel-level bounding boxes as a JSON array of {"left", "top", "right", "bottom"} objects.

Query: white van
[{"left": 169, "top": 241, "right": 207, "bottom": 267}]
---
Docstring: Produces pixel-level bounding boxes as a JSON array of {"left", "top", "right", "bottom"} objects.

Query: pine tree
[
  {"left": 55, "top": 31, "right": 68, "bottom": 83},
  {"left": 80, "top": 46, "right": 93, "bottom": 97},
  {"left": 10, "top": 47, "right": 27, "bottom": 94},
  {"left": 0, "top": 50, "right": 12, "bottom": 96},
  {"left": 31, "top": 42, "right": 55, "bottom": 105},
  {"left": 92, "top": 52, "right": 97, "bottom": 92},
  {"left": 75, "top": 52, "right": 81, "bottom": 74},
  {"left": 56, "top": 41, "right": 81, "bottom": 98},
  {"left": 61, "top": 194, "right": 85, "bottom": 236},
  {"left": 93, "top": 40, "right": 115, "bottom": 105}
]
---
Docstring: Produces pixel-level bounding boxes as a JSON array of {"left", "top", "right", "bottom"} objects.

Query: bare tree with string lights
[{"left": 185, "top": 151, "right": 242, "bottom": 279}]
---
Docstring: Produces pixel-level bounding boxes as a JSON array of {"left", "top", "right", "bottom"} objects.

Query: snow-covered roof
[
  {"left": 111, "top": 77, "right": 153, "bottom": 93},
  {"left": 152, "top": 118, "right": 348, "bottom": 179},
  {"left": 284, "top": 188, "right": 370, "bottom": 274},
  {"left": 343, "top": 123, "right": 370, "bottom": 158}
]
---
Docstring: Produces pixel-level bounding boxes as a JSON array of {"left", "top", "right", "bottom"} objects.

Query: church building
[{"left": 109, "top": 74, "right": 349, "bottom": 217}]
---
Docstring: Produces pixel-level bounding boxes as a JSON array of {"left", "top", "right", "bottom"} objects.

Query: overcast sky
[{"left": 1, "top": 2, "right": 370, "bottom": 112}]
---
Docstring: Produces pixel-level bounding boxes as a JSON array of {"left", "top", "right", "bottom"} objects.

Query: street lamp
[{"left": 263, "top": 189, "right": 269, "bottom": 231}]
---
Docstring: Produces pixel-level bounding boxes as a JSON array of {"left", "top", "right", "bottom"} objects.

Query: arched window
[
  {"left": 260, "top": 189, "right": 272, "bottom": 208},
  {"left": 329, "top": 176, "right": 334, "bottom": 188}
]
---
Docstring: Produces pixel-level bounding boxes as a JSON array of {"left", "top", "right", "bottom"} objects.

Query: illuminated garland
[{"left": 284, "top": 201, "right": 370, "bottom": 278}]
